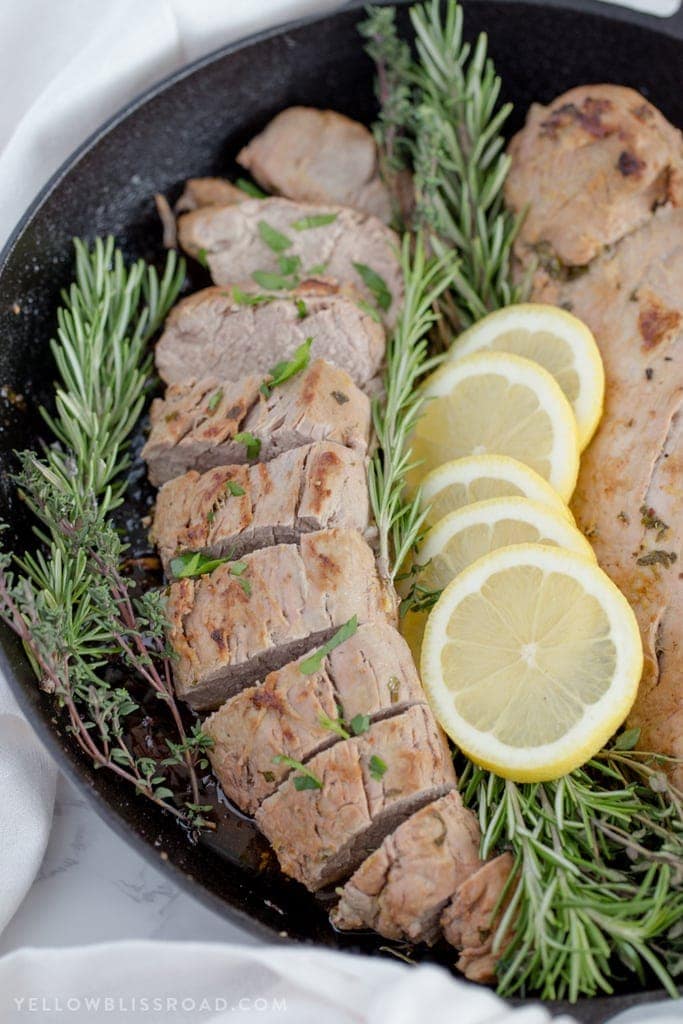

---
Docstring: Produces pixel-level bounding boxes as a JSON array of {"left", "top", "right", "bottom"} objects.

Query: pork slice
[
  {"left": 177, "top": 197, "right": 402, "bottom": 327},
  {"left": 155, "top": 281, "right": 385, "bottom": 388},
  {"left": 167, "top": 529, "right": 390, "bottom": 711},
  {"left": 441, "top": 852, "right": 514, "bottom": 983},
  {"left": 204, "top": 620, "right": 425, "bottom": 814},
  {"left": 236, "top": 107, "right": 392, "bottom": 223},
  {"left": 331, "top": 790, "right": 481, "bottom": 945},
  {"left": 175, "top": 178, "right": 247, "bottom": 213},
  {"left": 255, "top": 704, "right": 456, "bottom": 891},
  {"left": 151, "top": 443, "right": 369, "bottom": 574},
  {"left": 141, "top": 359, "right": 370, "bottom": 486},
  {"left": 506, "top": 85, "right": 683, "bottom": 269},
  {"left": 531, "top": 206, "right": 683, "bottom": 783}
]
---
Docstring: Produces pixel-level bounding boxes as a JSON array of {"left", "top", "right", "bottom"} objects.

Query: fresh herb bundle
[
  {"left": 360, "top": 0, "right": 528, "bottom": 333},
  {"left": 362, "top": 0, "right": 683, "bottom": 1000},
  {"left": 0, "top": 238, "right": 214, "bottom": 832}
]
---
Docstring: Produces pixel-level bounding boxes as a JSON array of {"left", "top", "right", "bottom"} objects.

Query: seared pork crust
[
  {"left": 155, "top": 281, "right": 385, "bottom": 388},
  {"left": 204, "top": 620, "right": 425, "bottom": 814},
  {"left": 441, "top": 852, "right": 514, "bottom": 983},
  {"left": 332, "top": 790, "right": 481, "bottom": 945},
  {"left": 175, "top": 177, "right": 247, "bottom": 213},
  {"left": 237, "top": 107, "right": 392, "bottom": 223},
  {"left": 255, "top": 704, "right": 456, "bottom": 891},
  {"left": 531, "top": 207, "right": 683, "bottom": 784},
  {"left": 150, "top": 443, "right": 369, "bottom": 574},
  {"left": 142, "top": 359, "right": 370, "bottom": 486},
  {"left": 177, "top": 197, "right": 403, "bottom": 326},
  {"left": 167, "top": 529, "right": 389, "bottom": 711},
  {"left": 506, "top": 85, "right": 683, "bottom": 269}
]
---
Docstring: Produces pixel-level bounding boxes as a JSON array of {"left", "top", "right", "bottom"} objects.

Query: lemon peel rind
[
  {"left": 449, "top": 303, "right": 605, "bottom": 450},
  {"left": 419, "top": 454, "right": 574, "bottom": 525},
  {"left": 420, "top": 543, "right": 643, "bottom": 783},
  {"left": 420, "top": 351, "right": 581, "bottom": 501}
]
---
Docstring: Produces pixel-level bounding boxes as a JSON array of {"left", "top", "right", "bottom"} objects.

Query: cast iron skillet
[{"left": 1, "top": 2, "right": 682, "bottom": 1020}]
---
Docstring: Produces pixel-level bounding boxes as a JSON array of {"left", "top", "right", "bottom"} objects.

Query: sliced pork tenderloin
[
  {"left": 151, "top": 443, "right": 369, "bottom": 574},
  {"left": 331, "top": 790, "right": 481, "bottom": 945},
  {"left": 155, "top": 281, "right": 385, "bottom": 389},
  {"left": 167, "top": 529, "right": 389, "bottom": 711},
  {"left": 506, "top": 84, "right": 683, "bottom": 271},
  {"left": 526, "top": 206, "right": 683, "bottom": 785},
  {"left": 236, "top": 107, "right": 392, "bottom": 223},
  {"left": 142, "top": 359, "right": 370, "bottom": 486},
  {"left": 176, "top": 177, "right": 247, "bottom": 213},
  {"left": 255, "top": 704, "right": 456, "bottom": 891},
  {"left": 441, "top": 852, "right": 514, "bottom": 983},
  {"left": 177, "top": 197, "right": 402, "bottom": 327},
  {"left": 204, "top": 620, "right": 424, "bottom": 814}
]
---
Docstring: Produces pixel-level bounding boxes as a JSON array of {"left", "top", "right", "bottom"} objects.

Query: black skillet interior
[{"left": 1, "top": 3, "right": 682, "bottom": 1021}]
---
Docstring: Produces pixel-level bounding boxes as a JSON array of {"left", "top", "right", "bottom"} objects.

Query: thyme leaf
[
  {"left": 258, "top": 220, "right": 292, "bottom": 252},
  {"left": 353, "top": 261, "right": 392, "bottom": 311},
  {"left": 273, "top": 754, "right": 323, "bottom": 790},
  {"left": 299, "top": 616, "right": 359, "bottom": 675},
  {"left": 236, "top": 177, "right": 267, "bottom": 198},
  {"left": 291, "top": 213, "right": 338, "bottom": 230},
  {"left": 233, "top": 431, "right": 261, "bottom": 459},
  {"left": 260, "top": 338, "right": 312, "bottom": 397}
]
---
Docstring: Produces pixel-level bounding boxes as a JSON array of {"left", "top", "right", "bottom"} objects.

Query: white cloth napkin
[{"left": 0, "top": 3, "right": 681, "bottom": 1023}]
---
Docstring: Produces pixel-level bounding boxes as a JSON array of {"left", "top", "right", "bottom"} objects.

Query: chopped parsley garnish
[
  {"left": 295, "top": 298, "right": 308, "bottom": 319},
  {"left": 318, "top": 712, "right": 350, "bottom": 740},
  {"left": 350, "top": 713, "right": 370, "bottom": 736},
  {"left": 273, "top": 754, "right": 323, "bottom": 791},
  {"left": 233, "top": 431, "right": 261, "bottom": 459},
  {"left": 353, "top": 262, "right": 391, "bottom": 311},
  {"left": 356, "top": 298, "right": 382, "bottom": 323},
  {"left": 291, "top": 213, "right": 338, "bottom": 230},
  {"left": 231, "top": 287, "right": 275, "bottom": 306},
  {"left": 236, "top": 177, "right": 267, "bottom": 198},
  {"left": 225, "top": 479, "right": 246, "bottom": 497},
  {"left": 277, "top": 254, "right": 301, "bottom": 276},
  {"left": 196, "top": 247, "right": 209, "bottom": 268},
  {"left": 252, "top": 270, "right": 295, "bottom": 291},
  {"left": 614, "top": 727, "right": 641, "bottom": 751},
  {"left": 640, "top": 504, "right": 669, "bottom": 540},
  {"left": 387, "top": 676, "right": 400, "bottom": 704},
  {"left": 258, "top": 220, "right": 292, "bottom": 253},
  {"left": 369, "top": 754, "right": 388, "bottom": 781},
  {"left": 206, "top": 388, "right": 223, "bottom": 413},
  {"left": 306, "top": 262, "right": 328, "bottom": 276},
  {"left": 636, "top": 549, "right": 678, "bottom": 568},
  {"left": 169, "top": 550, "right": 248, "bottom": 587},
  {"left": 260, "top": 338, "right": 312, "bottom": 397},
  {"left": 299, "top": 616, "right": 359, "bottom": 675}
]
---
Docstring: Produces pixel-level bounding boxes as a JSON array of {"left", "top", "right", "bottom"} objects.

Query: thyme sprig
[
  {"left": 360, "top": 0, "right": 527, "bottom": 332},
  {"left": 368, "top": 234, "right": 457, "bottom": 581},
  {"left": 0, "top": 239, "right": 213, "bottom": 832}
]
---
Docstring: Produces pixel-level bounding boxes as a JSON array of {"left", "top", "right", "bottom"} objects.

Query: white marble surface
[{"left": 0, "top": 773, "right": 257, "bottom": 954}]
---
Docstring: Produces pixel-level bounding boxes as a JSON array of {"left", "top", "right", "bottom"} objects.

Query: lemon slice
[
  {"left": 409, "top": 352, "right": 580, "bottom": 501},
  {"left": 420, "top": 544, "right": 642, "bottom": 782},
  {"left": 449, "top": 304, "right": 604, "bottom": 450},
  {"left": 419, "top": 454, "right": 573, "bottom": 528},
  {"left": 400, "top": 497, "right": 594, "bottom": 663}
]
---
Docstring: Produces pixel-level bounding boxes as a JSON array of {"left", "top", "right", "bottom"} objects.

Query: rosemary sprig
[
  {"left": 361, "top": 0, "right": 528, "bottom": 333},
  {"left": 362, "top": 2, "right": 683, "bottom": 1000},
  {"left": 368, "top": 234, "right": 457, "bottom": 581},
  {"left": 0, "top": 239, "right": 214, "bottom": 832},
  {"left": 459, "top": 751, "right": 683, "bottom": 1000}
]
